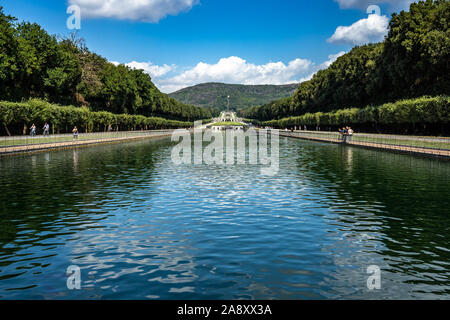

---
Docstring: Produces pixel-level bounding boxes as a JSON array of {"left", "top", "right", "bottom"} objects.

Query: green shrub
[
  {"left": 0, "top": 99, "right": 193, "bottom": 135},
  {"left": 262, "top": 96, "right": 450, "bottom": 129}
]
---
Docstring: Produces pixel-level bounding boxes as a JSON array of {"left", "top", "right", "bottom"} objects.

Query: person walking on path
[
  {"left": 72, "top": 126, "right": 79, "bottom": 140},
  {"left": 347, "top": 127, "right": 354, "bottom": 142},
  {"left": 339, "top": 127, "right": 348, "bottom": 143},
  {"left": 30, "top": 124, "right": 36, "bottom": 137},
  {"left": 43, "top": 123, "right": 50, "bottom": 136}
]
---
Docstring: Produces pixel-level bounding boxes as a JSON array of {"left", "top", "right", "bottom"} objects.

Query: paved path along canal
[
  {"left": 0, "top": 130, "right": 175, "bottom": 156},
  {"left": 279, "top": 130, "right": 450, "bottom": 158}
]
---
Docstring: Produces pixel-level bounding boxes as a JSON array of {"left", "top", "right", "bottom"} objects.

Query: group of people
[
  {"left": 29, "top": 123, "right": 50, "bottom": 137},
  {"left": 339, "top": 126, "right": 354, "bottom": 143},
  {"left": 29, "top": 123, "right": 79, "bottom": 139}
]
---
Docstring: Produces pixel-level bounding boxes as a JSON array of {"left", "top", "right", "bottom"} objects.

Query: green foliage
[
  {"left": 0, "top": 8, "right": 19, "bottom": 100},
  {"left": 263, "top": 96, "right": 450, "bottom": 131},
  {"left": 0, "top": 99, "right": 193, "bottom": 135},
  {"left": 240, "top": 1, "right": 449, "bottom": 126},
  {"left": 169, "top": 82, "right": 299, "bottom": 111},
  {"left": 0, "top": 6, "right": 211, "bottom": 122},
  {"left": 211, "top": 122, "right": 245, "bottom": 126},
  {"left": 382, "top": 0, "right": 450, "bottom": 97}
]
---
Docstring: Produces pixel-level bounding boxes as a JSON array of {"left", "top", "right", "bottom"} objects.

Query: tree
[
  {"left": 15, "top": 22, "right": 59, "bottom": 98},
  {"left": 0, "top": 8, "right": 211, "bottom": 123},
  {"left": 241, "top": 1, "right": 449, "bottom": 124},
  {"left": 0, "top": 7, "right": 19, "bottom": 101}
]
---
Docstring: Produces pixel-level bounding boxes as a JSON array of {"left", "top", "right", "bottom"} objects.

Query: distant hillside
[{"left": 169, "top": 82, "right": 299, "bottom": 110}]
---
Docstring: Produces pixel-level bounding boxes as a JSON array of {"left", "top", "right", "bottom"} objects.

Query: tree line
[
  {"left": 239, "top": 0, "right": 449, "bottom": 134},
  {"left": 0, "top": 7, "right": 213, "bottom": 125},
  {"left": 262, "top": 96, "right": 450, "bottom": 136},
  {"left": 0, "top": 99, "right": 197, "bottom": 136}
]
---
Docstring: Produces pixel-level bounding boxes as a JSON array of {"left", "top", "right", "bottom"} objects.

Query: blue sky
[{"left": 1, "top": 0, "right": 415, "bottom": 92}]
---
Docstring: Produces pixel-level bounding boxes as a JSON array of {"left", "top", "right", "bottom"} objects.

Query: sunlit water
[{"left": 0, "top": 135, "right": 449, "bottom": 299}]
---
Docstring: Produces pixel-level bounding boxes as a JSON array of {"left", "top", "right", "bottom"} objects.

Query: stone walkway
[
  {"left": 279, "top": 132, "right": 450, "bottom": 158},
  {"left": 0, "top": 132, "right": 172, "bottom": 156}
]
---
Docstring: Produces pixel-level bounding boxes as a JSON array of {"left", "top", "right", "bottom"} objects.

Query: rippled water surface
[{"left": 0, "top": 135, "right": 449, "bottom": 299}]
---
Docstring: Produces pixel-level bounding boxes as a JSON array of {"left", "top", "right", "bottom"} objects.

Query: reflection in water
[
  {"left": 73, "top": 149, "right": 78, "bottom": 174},
  {"left": 0, "top": 136, "right": 449, "bottom": 299},
  {"left": 344, "top": 147, "right": 353, "bottom": 173}
]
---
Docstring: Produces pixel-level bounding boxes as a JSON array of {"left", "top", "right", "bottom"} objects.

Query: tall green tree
[
  {"left": 0, "top": 7, "right": 211, "bottom": 122},
  {"left": 0, "top": 7, "right": 19, "bottom": 101},
  {"left": 240, "top": 0, "right": 449, "bottom": 123}
]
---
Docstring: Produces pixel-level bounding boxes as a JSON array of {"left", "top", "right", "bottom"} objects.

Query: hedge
[
  {"left": 0, "top": 99, "right": 194, "bottom": 135},
  {"left": 262, "top": 96, "right": 450, "bottom": 133}
]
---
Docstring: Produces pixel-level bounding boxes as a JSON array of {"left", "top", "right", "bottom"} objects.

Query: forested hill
[
  {"left": 239, "top": 0, "right": 449, "bottom": 122},
  {"left": 0, "top": 7, "right": 212, "bottom": 122},
  {"left": 169, "top": 82, "right": 299, "bottom": 111}
]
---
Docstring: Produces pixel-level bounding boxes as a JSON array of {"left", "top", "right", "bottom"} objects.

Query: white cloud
[
  {"left": 319, "top": 51, "right": 347, "bottom": 69},
  {"left": 69, "top": 0, "right": 199, "bottom": 23},
  {"left": 155, "top": 56, "right": 312, "bottom": 93},
  {"left": 117, "top": 53, "right": 349, "bottom": 93},
  {"left": 328, "top": 14, "right": 389, "bottom": 45},
  {"left": 334, "top": 0, "right": 416, "bottom": 10},
  {"left": 125, "top": 61, "right": 175, "bottom": 78}
]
